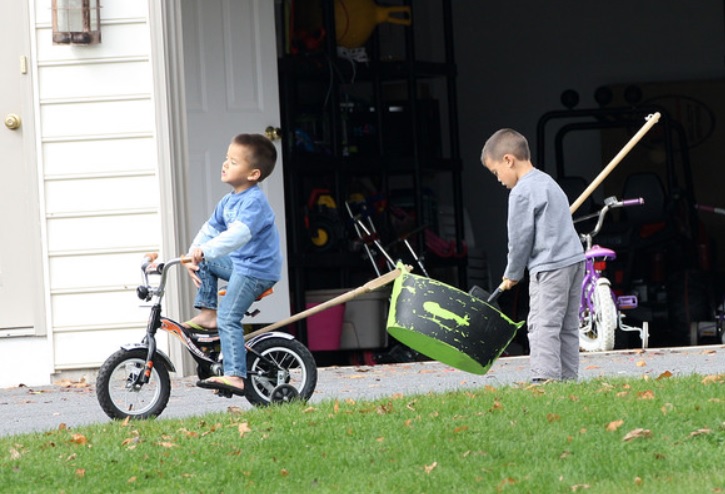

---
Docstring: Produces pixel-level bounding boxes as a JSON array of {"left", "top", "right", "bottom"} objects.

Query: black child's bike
[{"left": 96, "top": 254, "right": 317, "bottom": 420}]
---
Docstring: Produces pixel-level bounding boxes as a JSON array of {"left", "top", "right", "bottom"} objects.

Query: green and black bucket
[{"left": 386, "top": 269, "right": 524, "bottom": 375}]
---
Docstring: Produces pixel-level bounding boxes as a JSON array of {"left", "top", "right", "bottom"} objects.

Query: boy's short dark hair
[
  {"left": 233, "top": 133, "right": 277, "bottom": 182},
  {"left": 481, "top": 128, "right": 531, "bottom": 162}
]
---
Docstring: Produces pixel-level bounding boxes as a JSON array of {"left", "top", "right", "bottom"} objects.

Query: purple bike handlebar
[{"left": 621, "top": 198, "right": 645, "bottom": 207}]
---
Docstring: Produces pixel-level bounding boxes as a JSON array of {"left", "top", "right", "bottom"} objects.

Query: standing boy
[
  {"left": 481, "top": 128, "right": 585, "bottom": 382},
  {"left": 185, "top": 133, "right": 282, "bottom": 395}
]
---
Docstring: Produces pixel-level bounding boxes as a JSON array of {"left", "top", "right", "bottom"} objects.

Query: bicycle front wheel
[
  {"left": 580, "top": 281, "right": 617, "bottom": 352},
  {"left": 96, "top": 348, "right": 171, "bottom": 420}
]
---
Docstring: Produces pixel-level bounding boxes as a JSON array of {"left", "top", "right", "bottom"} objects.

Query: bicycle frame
[
  {"left": 131, "top": 255, "right": 298, "bottom": 387},
  {"left": 577, "top": 197, "right": 649, "bottom": 350}
]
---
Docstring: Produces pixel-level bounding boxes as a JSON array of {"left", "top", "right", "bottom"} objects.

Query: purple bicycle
[{"left": 576, "top": 196, "right": 649, "bottom": 352}]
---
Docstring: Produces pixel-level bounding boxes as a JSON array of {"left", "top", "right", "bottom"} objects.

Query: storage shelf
[
  {"left": 279, "top": 56, "right": 455, "bottom": 83},
  {"left": 278, "top": 0, "right": 466, "bottom": 348}
]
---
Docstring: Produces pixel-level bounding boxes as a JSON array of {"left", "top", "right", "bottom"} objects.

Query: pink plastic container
[{"left": 304, "top": 303, "right": 346, "bottom": 351}]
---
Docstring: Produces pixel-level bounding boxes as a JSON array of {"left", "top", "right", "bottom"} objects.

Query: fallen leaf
[
  {"left": 376, "top": 437, "right": 384, "bottom": 442},
  {"left": 571, "top": 484, "right": 590, "bottom": 491},
  {"left": 547, "top": 413, "right": 561, "bottom": 423},
  {"left": 424, "top": 462, "right": 438, "bottom": 474},
  {"left": 157, "top": 441, "right": 176, "bottom": 448},
  {"left": 689, "top": 428, "right": 711, "bottom": 437},
  {"left": 634, "top": 477, "right": 643, "bottom": 486},
  {"left": 227, "top": 406, "right": 243, "bottom": 415},
  {"left": 498, "top": 477, "right": 516, "bottom": 489},
  {"left": 58, "top": 423, "right": 67, "bottom": 431},
  {"left": 121, "top": 437, "right": 140, "bottom": 447},
  {"left": 584, "top": 365, "right": 600, "bottom": 370},
  {"left": 377, "top": 402, "right": 393, "bottom": 414},
  {"left": 70, "top": 434, "right": 87, "bottom": 445},
  {"left": 238, "top": 422, "right": 252, "bottom": 437},
  {"left": 9, "top": 448, "right": 21, "bottom": 460},
  {"left": 404, "top": 419, "right": 413, "bottom": 427},
  {"left": 303, "top": 407, "right": 316, "bottom": 413},
  {"left": 177, "top": 428, "right": 198, "bottom": 438},
  {"left": 280, "top": 469, "right": 289, "bottom": 477},
  {"left": 702, "top": 374, "right": 724, "bottom": 385},
  {"left": 128, "top": 476, "right": 137, "bottom": 483},
  {"left": 453, "top": 425, "right": 469, "bottom": 433},
  {"left": 637, "top": 390, "right": 655, "bottom": 400},
  {"left": 606, "top": 420, "right": 624, "bottom": 432},
  {"left": 623, "top": 428, "right": 652, "bottom": 441},
  {"left": 636, "top": 360, "right": 647, "bottom": 367},
  {"left": 75, "top": 468, "right": 86, "bottom": 478},
  {"left": 656, "top": 370, "right": 673, "bottom": 380}
]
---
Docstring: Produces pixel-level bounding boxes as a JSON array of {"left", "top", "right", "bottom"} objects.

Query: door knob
[
  {"left": 4, "top": 114, "right": 21, "bottom": 130},
  {"left": 265, "top": 126, "right": 281, "bottom": 141}
]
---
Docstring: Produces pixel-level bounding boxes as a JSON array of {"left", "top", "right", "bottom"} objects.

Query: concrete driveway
[{"left": 1, "top": 345, "right": 722, "bottom": 438}]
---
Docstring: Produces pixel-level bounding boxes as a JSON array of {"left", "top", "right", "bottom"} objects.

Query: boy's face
[
  {"left": 483, "top": 154, "right": 516, "bottom": 189},
  {"left": 222, "top": 142, "right": 261, "bottom": 192}
]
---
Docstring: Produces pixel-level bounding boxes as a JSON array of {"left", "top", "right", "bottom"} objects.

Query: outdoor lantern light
[{"left": 52, "top": 0, "right": 101, "bottom": 45}]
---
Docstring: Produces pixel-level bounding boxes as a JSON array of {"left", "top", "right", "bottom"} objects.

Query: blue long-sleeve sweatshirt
[{"left": 190, "top": 185, "right": 281, "bottom": 281}]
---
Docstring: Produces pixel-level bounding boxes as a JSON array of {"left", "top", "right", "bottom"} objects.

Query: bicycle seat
[{"left": 217, "top": 287, "right": 274, "bottom": 300}]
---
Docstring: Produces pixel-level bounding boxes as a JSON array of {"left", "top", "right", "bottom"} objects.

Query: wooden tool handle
[
  {"left": 244, "top": 265, "right": 411, "bottom": 341},
  {"left": 569, "top": 112, "right": 661, "bottom": 215}
]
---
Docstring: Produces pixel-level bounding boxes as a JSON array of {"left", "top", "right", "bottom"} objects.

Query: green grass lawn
[{"left": 1, "top": 374, "right": 723, "bottom": 493}]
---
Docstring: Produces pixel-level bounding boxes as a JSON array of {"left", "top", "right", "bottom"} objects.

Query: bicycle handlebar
[
  {"left": 579, "top": 196, "right": 644, "bottom": 241},
  {"left": 621, "top": 198, "right": 645, "bottom": 208}
]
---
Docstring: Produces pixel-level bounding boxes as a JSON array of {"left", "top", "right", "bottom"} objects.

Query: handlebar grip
[
  {"left": 621, "top": 198, "right": 645, "bottom": 207},
  {"left": 143, "top": 253, "right": 159, "bottom": 262}
]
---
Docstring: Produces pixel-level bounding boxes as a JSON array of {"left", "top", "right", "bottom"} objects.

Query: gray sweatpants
[{"left": 527, "top": 262, "right": 584, "bottom": 381}]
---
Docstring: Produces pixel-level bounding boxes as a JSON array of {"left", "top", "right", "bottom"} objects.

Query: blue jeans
[{"left": 193, "top": 256, "right": 276, "bottom": 378}]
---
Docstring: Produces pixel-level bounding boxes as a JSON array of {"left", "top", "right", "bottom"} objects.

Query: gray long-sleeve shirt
[{"left": 504, "top": 168, "right": 585, "bottom": 281}]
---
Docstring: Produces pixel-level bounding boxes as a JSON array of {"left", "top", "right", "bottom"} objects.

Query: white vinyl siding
[{"left": 32, "top": 1, "right": 165, "bottom": 371}]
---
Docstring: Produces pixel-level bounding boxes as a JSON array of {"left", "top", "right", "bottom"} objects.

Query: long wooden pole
[
  {"left": 244, "top": 265, "right": 410, "bottom": 340},
  {"left": 569, "top": 112, "right": 661, "bottom": 214}
]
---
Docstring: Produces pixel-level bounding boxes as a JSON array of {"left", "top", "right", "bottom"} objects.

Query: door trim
[{"left": 148, "top": 3, "right": 195, "bottom": 373}]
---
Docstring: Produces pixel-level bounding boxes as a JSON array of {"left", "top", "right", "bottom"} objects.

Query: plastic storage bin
[
  {"left": 305, "top": 287, "right": 391, "bottom": 350},
  {"left": 304, "top": 302, "right": 346, "bottom": 351}
]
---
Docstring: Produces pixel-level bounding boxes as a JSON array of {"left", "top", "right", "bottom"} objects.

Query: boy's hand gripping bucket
[{"left": 386, "top": 268, "right": 524, "bottom": 375}]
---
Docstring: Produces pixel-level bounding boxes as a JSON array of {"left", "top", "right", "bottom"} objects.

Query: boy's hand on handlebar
[{"left": 185, "top": 248, "right": 205, "bottom": 288}]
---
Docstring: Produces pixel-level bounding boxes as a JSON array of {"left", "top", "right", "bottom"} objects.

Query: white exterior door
[
  {"left": 181, "top": 0, "right": 290, "bottom": 323},
  {"left": 0, "top": 1, "right": 41, "bottom": 332}
]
